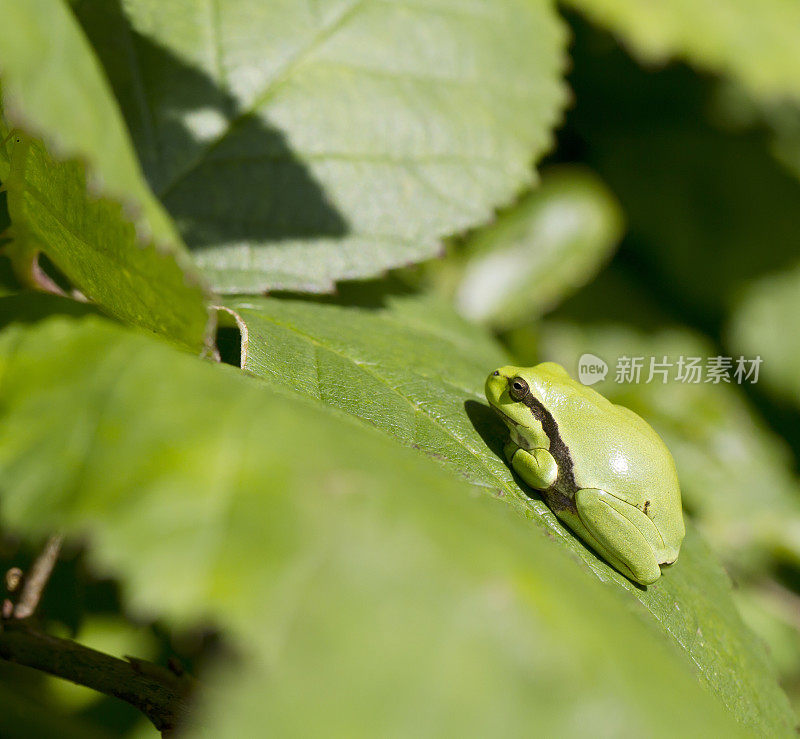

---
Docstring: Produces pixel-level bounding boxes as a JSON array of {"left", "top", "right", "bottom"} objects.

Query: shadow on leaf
[{"left": 73, "top": 0, "right": 347, "bottom": 254}]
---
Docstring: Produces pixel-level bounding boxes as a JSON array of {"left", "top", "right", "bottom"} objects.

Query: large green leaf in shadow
[
  {"left": 72, "top": 0, "right": 567, "bottom": 293},
  {"left": 0, "top": 315, "right": 749, "bottom": 737},
  {"left": 220, "top": 292, "right": 794, "bottom": 732},
  {"left": 0, "top": 0, "right": 213, "bottom": 351}
]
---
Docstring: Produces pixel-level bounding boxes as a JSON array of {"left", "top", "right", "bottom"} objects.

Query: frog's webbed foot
[
  {"left": 507, "top": 446, "right": 558, "bottom": 491},
  {"left": 574, "top": 488, "right": 663, "bottom": 586}
]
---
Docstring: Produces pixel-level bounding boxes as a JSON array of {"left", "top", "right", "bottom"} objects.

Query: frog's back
[{"left": 532, "top": 366, "right": 685, "bottom": 552}]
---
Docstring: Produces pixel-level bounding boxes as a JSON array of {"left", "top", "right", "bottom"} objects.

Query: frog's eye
[{"left": 509, "top": 377, "right": 529, "bottom": 401}]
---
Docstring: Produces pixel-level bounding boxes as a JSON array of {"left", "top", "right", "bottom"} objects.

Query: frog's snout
[{"left": 485, "top": 369, "right": 510, "bottom": 408}]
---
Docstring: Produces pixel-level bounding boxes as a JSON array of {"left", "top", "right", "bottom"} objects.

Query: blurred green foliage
[{"left": 445, "top": 166, "right": 623, "bottom": 328}]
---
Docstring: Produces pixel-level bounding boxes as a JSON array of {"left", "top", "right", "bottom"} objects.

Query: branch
[
  {"left": 0, "top": 537, "right": 195, "bottom": 733},
  {"left": 0, "top": 620, "right": 195, "bottom": 733},
  {"left": 14, "top": 535, "right": 62, "bottom": 619}
]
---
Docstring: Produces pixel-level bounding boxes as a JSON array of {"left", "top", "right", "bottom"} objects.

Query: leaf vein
[
  {"left": 244, "top": 309, "right": 512, "bottom": 495},
  {"left": 157, "top": 0, "right": 369, "bottom": 199}
]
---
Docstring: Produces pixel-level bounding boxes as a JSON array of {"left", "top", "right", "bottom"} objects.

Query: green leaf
[
  {"left": 529, "top": 319, "right": 800, "bottom": 717},
  {"left": 760, "top": 104, "right": 800, "bottom": 182},
  {"left": 734, "top": 585, "right": 800, "bottom": 684},
  {"left": 565, "top": 0, "right": 800, "bottom": 103},
  {"left": 728, "top": 265, "right": 800, "bottom": 408},
  {"left": 710, "top": 81, "right": 800, "bottom": 182},
  {"left": 220, "top": 292, "right": 794, "bottom": 732},
  {"left": 0, "top": 0, "right": 213, "bottom": 351},
  {"left": 452, "top": 166, "right": 623, "bottom": 327},
  {"left": 531, "top": 320, "right": 800, "bottom": 570},
  {"left": 0, "top": 133, "right": 213, "bottom": 351},
  {"left": 0, "top": 292, "right": 98, "bottom": 334},
  {"left": 0, "top": 315, "right": 749, "bottom": 737},
  {"left": 72, "top": 0, "right": 568, "bottom": 293}
]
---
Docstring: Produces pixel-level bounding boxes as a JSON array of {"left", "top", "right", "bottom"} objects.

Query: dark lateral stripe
[{"left": 522, "top": 393, "right": 578, "bottom": 494}]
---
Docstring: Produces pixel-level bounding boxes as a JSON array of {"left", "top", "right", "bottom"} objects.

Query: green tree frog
[{"left": 485, "top": 362, "right": 685, "bottom": 585}]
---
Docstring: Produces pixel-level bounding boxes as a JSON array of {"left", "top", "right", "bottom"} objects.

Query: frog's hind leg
[{"left": 574, "top": 488, "right": 662, "bottom": 585}]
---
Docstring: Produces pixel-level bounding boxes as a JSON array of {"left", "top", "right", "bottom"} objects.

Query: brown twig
[
  {"left": 0, "top": 538, "right": 195, "bottom": 734},
  {"left": 13, "top": 535, "right": 63, "bottom": 619},
  {"left": 0, "top": 620, "right": 195, "bottom": 733}
]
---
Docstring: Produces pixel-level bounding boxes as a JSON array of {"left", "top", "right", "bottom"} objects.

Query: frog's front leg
[
  {"left": 574, "top": 488, "right": 662, "bottom": 585},
  {"left": 505, "top": 444, "right": 558, "bottom": 491}
]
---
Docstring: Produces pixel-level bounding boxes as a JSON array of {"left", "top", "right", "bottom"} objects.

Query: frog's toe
[
  {"left": 631, "top": 561, "right": 661, "bottom": 586},
  {"left": 659, "top": 549, "right": 679, "bottom": 566}
]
